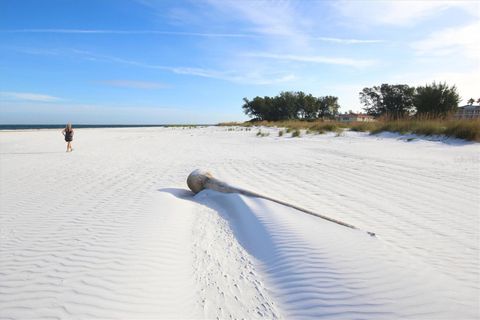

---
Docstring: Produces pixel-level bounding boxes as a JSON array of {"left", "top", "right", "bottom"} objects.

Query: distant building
[
  {"left": 455, "top": 105, "right": 480, "bottom": 119},
  {"left": 336, "top": 113, "right": 375, "bottom": 123}
]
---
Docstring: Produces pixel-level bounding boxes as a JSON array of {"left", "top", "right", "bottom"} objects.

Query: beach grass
[
  {"left": 256, "top": 129, "right": 270, "bottom": 137},
  {"left": 291, "top": 129, "right": 301, "bottom": 137},
  {"left": 219, "top": 118, "right": 480, "bottom": 142}
]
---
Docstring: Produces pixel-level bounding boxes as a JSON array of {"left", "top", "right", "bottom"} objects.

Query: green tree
[
  {"left": 467, "top": 98, "right": 475, "bottom": 105},
  {"left": 302, "top": 94, "right": 318, "bottom": 119},
  {"left": 295, "top": 91, "right": 307, "bottom": 119},
  {"left": 275, "top": 91, "right": 299, "bottom": 120},
  {"left": 242, "top": 96, "right": 269, "bottom": 120},
  {"left": 243, "top": 91, "right": 340, "bottom": 121},
  {"left": 317, "top": 96, "right": 340, "bottom": 119},
  {"left": 360, "top": 84, "right": 415, "bottom": 119},
  {"left": 415, "top": 82, "right": 460, "bottom": 118}
]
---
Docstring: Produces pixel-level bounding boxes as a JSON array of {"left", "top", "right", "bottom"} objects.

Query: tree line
[
  {"left": 242, "top": 91, "right": 340, "bottom": 121},
  {"left": 360, "top": 82, "right": 462, "bottom": 119},
  {"left": 242, "top": 82, "right": 470, "bottom": 121}
]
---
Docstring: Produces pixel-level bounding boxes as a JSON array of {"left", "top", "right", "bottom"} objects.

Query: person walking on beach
[{"left": 62, "top": 123, "right": 74, "bottom": 152}]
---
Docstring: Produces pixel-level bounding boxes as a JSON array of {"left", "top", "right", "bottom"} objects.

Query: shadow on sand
[
  {"left": 158, "top": 187, "right": 196, "bottom": 200},
  {"left": 158, "top": 186, "right": 277, "bottom": 264},
  {"left": 371, "top": 132, "right": 477, "bottom": 146}
]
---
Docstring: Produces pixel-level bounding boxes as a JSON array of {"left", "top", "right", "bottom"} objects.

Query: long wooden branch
[{"left": 187, "top": 169, "right": 375, "bottom": 237}]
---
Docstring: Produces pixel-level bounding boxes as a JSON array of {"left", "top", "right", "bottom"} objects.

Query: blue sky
[{"left": 0, "top": 0, "right": 479, "bottom": 124}]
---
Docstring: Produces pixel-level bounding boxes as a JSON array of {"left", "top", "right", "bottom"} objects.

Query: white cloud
[
  {"left": 316, "top": 37, "right": 384, "bottom": 44},
  {"left": 79, "top": 1, "right": 388, "bottom": 50},
  {"left": 0, "top": 91, "right": 62, "bottom": 102},
  {"left": 247, "top": 52, "right": 376, "bottom": 68},
  {"left": 5, "top": 47, "right": 292, "bottom": 86},
  {"left": 333, "top": 0, "right": 478, "bottom": 26},
  {"left": 203, "top": 0, "right": 313, "bottom": 50},
  {"left": 50, "top": 49, "right": 296, "bottom": 85},
  {"left": 99, "top": 80, "right": 169, "bottom": 89},
  {"left": 170, "top": 66, "right": 295, "bottom": 85},
  {"left": 411, "top": 22, "right": 480, "bottom": 60},
  {"left": 3, "top": 29, "right": 385, "bottom": 45},
  {"left": 3, "top": 29, "right": 257, "bottom": 38},
  {"left": 205, "top": 0, "right": 303, "bottom": 36}
]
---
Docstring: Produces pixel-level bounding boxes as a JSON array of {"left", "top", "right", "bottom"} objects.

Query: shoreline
[{"left": 0, "top": 124, "right": 214, "bottom": 131}]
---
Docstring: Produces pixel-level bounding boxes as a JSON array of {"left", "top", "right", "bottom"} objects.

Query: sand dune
[{"left": 0, "top": 127, "right": 478, "bottom": 319}]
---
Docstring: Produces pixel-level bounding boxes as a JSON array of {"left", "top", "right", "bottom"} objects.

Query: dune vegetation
[
  {"left": 225, "top": 82, "right": 480, "bottom": 142},
  {"left": 219, "top": 118, "right": 480, "bottom": 142}
]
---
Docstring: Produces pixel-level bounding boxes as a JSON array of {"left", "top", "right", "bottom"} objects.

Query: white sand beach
[{"left": 0, "top": 126, "right": 479, "bottom": 319}]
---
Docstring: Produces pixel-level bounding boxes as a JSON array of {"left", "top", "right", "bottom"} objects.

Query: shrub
[
  {"left": 234, "top": 118, "right": 479, "bottom": 142},
  {"left": 415, "top": 82, "right": 460, "bottom": 118},
  {"left": 218, "top": 122, "right": 241, "bottom": 126},
  {"left": 444, "top": 120, "right": 480, "bottom": 141},
  {"left": 350, "top": 122, "right": 378, "bottom": 132},
  {"left": 369, "top": 119, "right": 480, "bottom": 141},
  {"left": 256, "top": 129, "right": 270, "bottom": 137}
]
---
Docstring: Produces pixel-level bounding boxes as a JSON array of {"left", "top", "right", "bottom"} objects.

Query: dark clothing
[{"left": 64, "top": 130, "right": 73, "bottom": 142}]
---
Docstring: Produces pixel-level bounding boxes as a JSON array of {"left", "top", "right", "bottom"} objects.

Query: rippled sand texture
[{"left": 0, "top": 127, "right": 478, "bottom": 319}]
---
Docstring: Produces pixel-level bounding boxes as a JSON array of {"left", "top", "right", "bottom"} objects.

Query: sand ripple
[{"left": 1, "top": 127, "right": 478, "bottom": 319}]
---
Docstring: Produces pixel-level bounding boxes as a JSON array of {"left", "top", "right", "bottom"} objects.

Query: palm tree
[
  {"left": 467, "top": 98, "right": 475, "bottom": 105},
  {"left": 476, "top": 98, "right": 480, "bottom": 105}
]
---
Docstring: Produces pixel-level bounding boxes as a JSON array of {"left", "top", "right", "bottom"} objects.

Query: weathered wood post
[{"left": 187, "top": 169, "right": 375, "bottom": 236}]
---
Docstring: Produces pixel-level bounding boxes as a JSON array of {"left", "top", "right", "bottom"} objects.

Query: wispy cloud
[
  {"left": 316, "top": 37, "right": 384, "bottom": 44},
  {"left": 0, "top": 91, "right": 62, "bottom": 102},
  {"left": 201, "top": 0, "right": 315, "bottom": 51},
  {"left": 168, "top": 66, "right": 295, "bottom": 85},
  {"left": 15, "top": 47, "right": 295, "bottom": 85},
  {"left": 411, "top": 22, "right": 480, "bottom": 60},
  {"left": 332, "top": 0, "right": 478, "bottom": 27},
  {"left": 205, "top": 0, "right": 303, "bottom": 36},
  {"left": 247, "top": 53, "right": 376, "bottom": 68},
  {"left": 2, "top": 29, "right": 385, "bottom": 46},
  {"left": 86, "top": 52, "right": 291, "bottom": 84},
  {"left": 99, "top": 80, "right": 169, "bottom": 89},
  {"left": 200, "top": 1, "right": 386, "bottom": 48},
  {"left": 2, "top": 28, "right": 257, "bottom": 38}
]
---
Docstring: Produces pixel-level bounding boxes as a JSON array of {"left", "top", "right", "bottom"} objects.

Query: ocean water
[{"left": 0, "top": 124, "right": 210, "bottom": 130}]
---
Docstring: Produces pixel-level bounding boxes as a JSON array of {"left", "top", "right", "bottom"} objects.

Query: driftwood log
[{"left": 187, "top": 169, "right": 375, "bottom": 236}]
